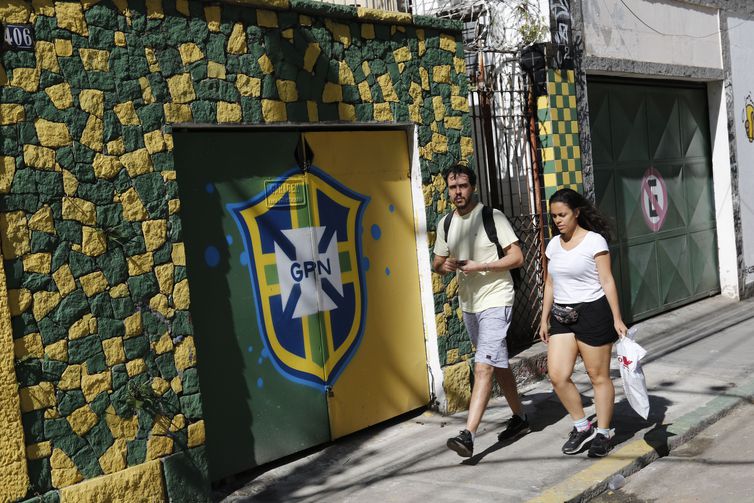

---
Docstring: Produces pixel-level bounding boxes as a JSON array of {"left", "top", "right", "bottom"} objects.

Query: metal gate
[{"left": 588, "top": 79, "right": 720, "bottom": 321}]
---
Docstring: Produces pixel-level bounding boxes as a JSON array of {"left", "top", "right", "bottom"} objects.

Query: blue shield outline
[{"left": 227, "top": 166, "right": 369, "bottom": 390}]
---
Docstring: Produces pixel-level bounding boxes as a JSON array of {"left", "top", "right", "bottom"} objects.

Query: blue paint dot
[
  {"left": 240, "top": 252, "right": 249, "bottom": 266},
  {"left": 260, "top": 347, "right": 269, "bottom": 359},
  {"left": 371, "top": 224, "right": 382, "bottom": 240},
  {"left": 389, "top": 204, "right": 395, "bottom": 213},
  {"left": 362, "top": 256, "right": 370, "bottom": 271},
  {"left": 385, "top": 267, "right": 391, "bottom": 276},
  {"left": 257, "top": 377, "right": 264, "bottom": 389},
  {"left": 247, "top": 345, "right": 253, "bottom": 353},
  {"left": 226, "top": 234, "right": 233, "bottom": 245},
  {"left": 257, "top": 357, "right": 263, "bottom": 365},
  {"left": 204, "top": 246, "right": 220, "bottom": 267},
  {"left": 205, "top": 183, "right": 215, "bottom": 194}
]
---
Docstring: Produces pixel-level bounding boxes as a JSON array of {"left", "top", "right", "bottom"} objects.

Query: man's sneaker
[
  {"left": 447, "top": 429, "right": 474, "bottom": 457},
  {"left": 562, "top": 425, "right": 596, "bottom": 454},
  {"left": 588, "top": 433, "right": 612, "bottom": 457},
  {"left": 497, "top": 414, "right": 531, "bottom": 441}
]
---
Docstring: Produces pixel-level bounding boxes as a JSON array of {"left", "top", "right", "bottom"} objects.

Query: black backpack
[{"left": 442, "top": 205, "right": 522, "bottom": 289}]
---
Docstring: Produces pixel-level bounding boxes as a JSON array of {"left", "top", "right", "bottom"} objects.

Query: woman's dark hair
[
  {"left": 549, "top": 188, "right": 612, "bottom": 242},
  {"left": 443, "top": 163, "right": 477, "bottom": 187}
]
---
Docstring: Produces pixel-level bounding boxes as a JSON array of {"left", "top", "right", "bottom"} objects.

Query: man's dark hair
[{"left": 443, "top": 163, "right": 477, "bottom": 187}]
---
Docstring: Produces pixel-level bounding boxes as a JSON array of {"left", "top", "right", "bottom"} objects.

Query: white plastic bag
[{"left": 615, "top": 328, "right": 649, "bottom": 419}]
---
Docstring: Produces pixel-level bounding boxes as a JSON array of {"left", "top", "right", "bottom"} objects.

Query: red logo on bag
[{"left": 618, "top": 356, "right": 633, "bottom": 368}]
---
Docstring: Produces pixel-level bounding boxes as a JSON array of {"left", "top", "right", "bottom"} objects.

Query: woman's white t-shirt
[{"left": 546, "top": 231, "right": 609, "bottom": 304}]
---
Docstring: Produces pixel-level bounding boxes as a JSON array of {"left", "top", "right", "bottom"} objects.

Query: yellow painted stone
[
  {"left": 32, "top": 0, "right": 55, "bottom": 16},
  {"left": 126, "top": 358, "right": 146, "bottom": 377},
  {"left": 50, "top": 448, "right": 83, "bottom": 488},
  {"left": 227, "top": 22, "right": 248, "bottom": 54},
  {"left": 109, "top": 283, "right": 129, "bottom": 298},
  {"left": 146, "top": 48, "right": 160, "bottom": 72},
  {"left": 53, "top": 265, "right": 76, "bottom": 297},
  {"left": 461, "top": 136, "right": 474, "bottom": 159},
  {"left": 127, "top": 252, "right": 154, "bottom": 277},
  {"left": 81, "top": 370, "right": 112, "bottom": 402},
  {"left": 154, "top": 263, "right": 174, "bottom": 295},
  {"left": 258, "top": 53, "right": 274, "bottom": 74},
  {"left": 82, "top": 226, "right": 107, "bottom": 257},
  {"left": 59, "top": 459, "right": 166, "bottom": 503},
  {"left": 188, "top": 420, "right": 206, "bottom": 448},
  {"left": 393, "top": 46, "right": 411, "bottom": 63},
  {"left": 146, "top": 435, "right": 173, "bottom": 460},
  {"left": 56, "top": 1, "right": 88, "bottom": 35},
  {"left": 361, "top": 23, "right": 375, "bottom": 39},
  {"left": 338, "top": 61, "right": 355, "bottom": 85},
  {"left": 0, "top": 103, "right": 25, "bottom": 125},
  {"left": 92, "top": 154, "right": 123, "bottom": 180},
  {"left": 409, "top": 103, "right": 422, "bottom": 123},
  {"left": 257, "top": 9, "right": 278, "bottom": 28},
  {"left": 80, "top": 271, "right": 108, "bottom": 297},
  {"left": 374, "top": 102, "right": 393, "bottom": 122},
  {"left": 171, "top": 243, "right": 186, "bottom": 266},
  {"left": 173, "top": 279, "right": 190, "bottom": 310},
  {"left": 281, "top": 28, "right": 293, "bottom": 39},
  {"left": 0, "top": 156, "right": 16, "bottom": 193},
  {"left": 19, "top": 382, "right": 56, "bottom": 412},
  {"left": 178, "top": 43, "right": 204, "bottom": 65},
  {"left": 113, "top": 102, "right": 140, "bottom": 126},
  {"left": 433, "top": 65, "right": 452, "bottom": 84},
  {"left": 45, "top": 339, "right": 68, "bottom": 362},
  {"left": 145, "top": 0, "right": 163, "bottom": 19},
  {"left": 217, "top": 101, "right": 242, "bottom": 123},
  {"left": 432, "top": 96, "right": 445, "bottom": 121},
  {"left": 62, "top": 197, "right": 96, "bottom": 225},
  {"left": 104, "top": 406, "right": 137, "bottom": 440},
  {"left": 164, "top": 132, "right": 173, "bottom": 151},
  {"left": 445, "top": 116, "right": 463, "bottom": 130},
  {"left": 274, "top": 80, "right": 297, "bottom": 103},
  {"left": 149, "top": 293, "right": 173, "bottom": 319},
  {"left": 79, "top": 48, "right": 110, "bottom": 72},
  {"left": 439, "top": 33, "right": 457, "bottom": 52},
  {"left": 322, "top": 82, "right": 342, "bottom": 103},
  {"left": 124, "top": 311, "right": 142, "bottom": 338},
  {"left": 170, "top": 376, "right": 182, "bottom": 394},
  {"left": 58, "top": 364, "right": 81, "bottom": 390},
  {"left": 357, "top": 81, "right": 372, "bottom": 102},
  {"left": 64, "top": 168, "right": 78, "bottom": 195},
  {"left": 10, "top": 67, "right": 40, "bottom": 92},
  {"left": 114, "top": 31, "right": 126, "bottom": 47},
  {"left": 139, "top": 76, "right": 155, "bottom": 104},
  {"left": 163, "top": 103, "right": 193, "bottom": 123},
  {"left": 338, "top": 103, "right": 355, "bottom": 121},
  {"left": 54, "top": 38, "right": 73, "bottom": 57},
  {"left": 356, "top": 7, "right": 410, "bottom": 25},
  {"left": 68, "top": 405, "right": 98, "bottom": 436},
  {"left": 120, "top": 149, "right": 153, "bottom": 177},
  {"left": 79, "top": 89, "right": 105, "bottom": 118},
  {"left": 102, "top": 337, "right": 125, "bottom": 366},
  {"left": 377, "top": 74, "right": 399, "bottom": 102},
  {"left": 151, "top": 379, "right": 170, "bottom": 399},
  {"left": 23, "top": 252, "right": 51, "bottom": 274},
  {"left": 23, "top": 144, "right": 56, "bottom": 169},
  {"left": 432, "top": 132, "right": 449, "bottom": 153},
  {"left": 303, "top": 43, "right": 320, "bottom": 72},
  {"left": 14, "top": 333, "right": 43, "bottom": 359},
  {"left": 174, "top": 336, "right": 196, "bottom": 371},
  {"left": 168, "top": 414, "right": 185, "bottom": 432},
  {"left": 142, "top": 220, "right": 167, "bottom": 252},
  {"left": 45, "top": 407, "right": 60, "bottom": 420},
  {"left": 36, "top": 40, "right": 60, "bottom": 73},
  {"left": 204, "top": 4, "right": 221, "bottom": 31},
  {"left": 451, "top": 95, "right": 469, "bottom": 112},
  {"left": 68, "top": 316, "right": 90, "bottom": 340},
  {"left": 7, "top": 289, "right": 31, "bottom": 316},
  {"left": 325, "top": 19, "right": 350, "bottom": 47},
  {"left": 27, "top": 441, "right": 52, "bottom": 460},
  {"left": 80, "top": 114, "right": 104, "bottom": 151},
  {"left": 28, "top": 205, "right": 54, "bottom": 234},
  {"left": 443, "top": 361, "right": 472, "bottom": 413},
  {"left": 99, "top": 438, "right": 127, "bottom": 475},
  {"left": 32, "top": 290, "right": 61, "bottom": 320},
  {"left": 454, "top": 56, "right": 465, "bottom": 75},
  {"left": 261, "top": 99, "right": 287, "bottom": 123},
  {"left": 153, "top": 333, "right": 173, "bottom": 355},
  {"left": 166, "top": 73, "right": 196, "bottom": 104},
  {"left": 236, "top": 74, "right": 261, "bottom": 97},
  {"left": 143, "top": 129, "right": 167, "bottom": 155},
  {"left": 420, "top": 66, "right": 429, "bottom": 90}
]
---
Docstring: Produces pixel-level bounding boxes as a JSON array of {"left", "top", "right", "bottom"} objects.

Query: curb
[{"left": 527, "top": 377, "right": 754, "bottom": 503}]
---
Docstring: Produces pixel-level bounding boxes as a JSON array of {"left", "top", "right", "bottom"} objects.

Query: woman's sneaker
[
  {"left": 447, "top": 429, "right": 474, "bottom": 457},
  {"left": 497, "top": 414, "right": 531, "bottom": 441},
  {"left": 588, "top": 433, "right": 612, "bottom": 457},
  {"left": 562, "top": 425, "right": 596, "bottom": 454}
]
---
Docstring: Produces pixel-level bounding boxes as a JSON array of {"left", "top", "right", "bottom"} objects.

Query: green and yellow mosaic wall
[
  {"left": 0, "top": 0, "right": 472, "bottom": 499},
  {"left": 538, "top": 69, "right": 582, "bottom": 199}
]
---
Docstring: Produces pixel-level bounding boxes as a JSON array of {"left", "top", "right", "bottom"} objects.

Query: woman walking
[{"left": 540, "top": 188, "right": 627, "bottom": 457}]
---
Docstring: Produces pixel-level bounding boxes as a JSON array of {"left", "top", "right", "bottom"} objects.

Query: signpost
[{"left": 640, "top": 167, "right": 668, "bottom": 232}]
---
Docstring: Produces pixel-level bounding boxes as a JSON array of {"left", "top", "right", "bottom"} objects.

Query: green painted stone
[
  {"left": 164, "top": 16, "right": 190, "bottom": 46},
  {"left": 33, "top": 94, "right": 67, "bottom": 122},
  {"left": 168, "top": 214, "right": 182, "bottom": 242},
  {"left": 3, "top": 50, "right": 35, "bottom": 70},
  {"left": 53, "top": 221, "right": 80, "bottom": 250},
  {"left": 354, "top": 103, "right": 373, "bottom": 122},
  {"left": 90, "top": 391, "right": 110, "bottom": 416},
  {"left": 22, "top": 273, "right": 54, "bottom": 291},
  {"left": 206, "top": 33, "right": 227, "bottom": 64},
  {"left": 20, "top": 311, "right": 39, "bottom": 336},
  {"left": 69, "top": 335, "right": 103, "bottom": 364},
  {"left": 88, "top": 26, "right": 115, "bottom": 49},
  {"left": 161, "top": 447, "right": 211, "bottom": 503},
  {"left": 71, "top": 445, "right": 103, "bottom": 479},
  {"left": 72, "top": 144, "right": 96, "bottom": 166},
  {"left": 36, "top": 170, "right": 64, "bottom": 197},
  {"left": 190, "top": 100, "right": 215, "bottom": 123},
  {"left": 97, "top": 203, "right": 125, "bottom": 230},
  {"left": 85, "top": 4, "right": 119, "bottom": 30},
  {"left": 151, "top": 151, "right": 174, "bottom": 172},
  {"left": 127, "top": 273, "right": 159, "bottom": 304},
  {"left": 112, "top": 363, "right": 128, "bottom": 390},
  {"left": 369, "top": 82, "right": 384, "bottom": 102},
  {"left": 179, "top": 393, "right": 202, "bottom": 420},
  {"left": 58, "top": 57, "right": 88, "bottom": 88},
  {"left": 133, "top": 172, "right": 166, "bottom": 204},
  {"left": 68, "top": 251, "right": 96, "bottom": 278},
  {"left": 290, "top": 0, "right": 356, "bottom": 18},
  {"left": 104, "top": 111, "right": 122, "bottom": 142},
  {"left": 285, "top": 102, "right": 308, "bottom": 122},
  {"left": 89, "top": 292, "right": 114, "bottom": 318},
  {"left": 155, "top": 352, "right": 177, "bottom": 380},
  {"left": 3, "top": 259, "right": 22, "bottom": 288},
  {"left": 156, "top": 47, "right": 183, "bottom": 77},
  {"left": 34, "top": 15, "right": 55, "bottom": 41},
  {"left": 122, "top": 125, "right": 145, "bottom": 151},
  {"left": 124, "top": 334, "right": 149, "bottom": 360},
  {"left": 27, "top": 458, "right": 53, "bottom": 495},
  {"left": 22, "top": 410, "right": 45, "bottom": 443},
  {"left": 98, "top": 317, "right": 125, "bottom": 339},
  {"left": 188, "top": 16, "right": 209, "bottom": 44},
  {"left": 44, "top": 417, "right": 74, "bottom": 440},
  {"left": 58, "top": 390, "right": 86, "bottom": 416},
  {"left": 40, "top": 70, "right": 65, "bottom": 89},
  {"left": 189, "top": 60, "right": 208, "bottom": 81},
  {"left": 18, "top": 121, "right": 38, "bottom": 145},
  {"left": 86, "top": 351, "right": 108, "bottom": 374},
  {"left": 0, "top": 193, "right": 40, "bottom": 212},
  {"left": 116, "top": 79, "right": 142, "bottom": 102},
  {"left": 142, "top": 311, "right": 165, "bottom": 339},
  {"left": 174, "top": 266, "right": 187, "bottom": 283},
  {"left": 126, "top": 438, "right": 147, "bottom": 466},
  {"left": 137, "top": 103, "right": 164, "bottom": 132},
  {"left": 11, "top": 168, "right": 36, "bottom": 193},
  {"left": 84, "top": 418, "right": 114, "bottom": 457},
  {"left": 152, "top": 242, "right": 172, "bottom": 265},
  {"left": 111, "top": 296, "right": 134, "bottom": 320},
  {"left": 15, "top": 360, "right": 42, "bottom": 387},
  {"left": 54, "top": 145, "right": 75, "bottom": 171},
  {"left": 0, "top": 127, "right": 18, "bottom": 156},
  {"left": 181, "top": 368, "right": 200, "bottom": 394},
  {"left": 77, "top": 179, "right": 115, "bottom": 204},
  {"left": 110, "top": 385, "right": 131, "bottom": 417},
  {"left": 121, "top": 231, "right": 147, "bottom": 257},
  {"left": 341, "top": 85, "right": 360, "bottom": 104},
  {"left": 172, "top": 311, "right": 192, "bottom": 336},
  {"left": 38, "top": 317, "right": 66, "bottom": 345}
]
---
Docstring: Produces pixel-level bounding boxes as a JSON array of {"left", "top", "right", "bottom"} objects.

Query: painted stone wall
[{"left": 0, "top": 0, "right": 472, "bottom": 499}]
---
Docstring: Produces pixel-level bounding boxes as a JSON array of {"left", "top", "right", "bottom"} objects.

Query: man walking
[{"left": 433, "top": 164, "right": 529, "bottom": 457}]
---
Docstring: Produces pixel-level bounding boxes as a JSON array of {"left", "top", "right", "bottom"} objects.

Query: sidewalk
[{"left": 214, "top": 295, "right": 754, "bottom": 502}]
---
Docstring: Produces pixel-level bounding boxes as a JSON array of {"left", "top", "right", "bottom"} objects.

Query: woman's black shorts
[{"left": 549, "top": 295, "right": 619, "bottom": 347}]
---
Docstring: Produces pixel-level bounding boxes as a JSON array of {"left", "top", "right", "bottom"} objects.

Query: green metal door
[
  {"left": 173, "top": 131, "right": 331, "bottom": 479},
  {"left": 589, "top": 80, "right": 719, "bottom": 322}
]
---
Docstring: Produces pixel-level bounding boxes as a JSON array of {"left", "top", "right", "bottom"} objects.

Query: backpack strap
[
  {"left": 481, "top": 206, "right": 504, "bottom": 259},
  {"left": 442, "top": 210, "right": 453, "bottom": 240}
]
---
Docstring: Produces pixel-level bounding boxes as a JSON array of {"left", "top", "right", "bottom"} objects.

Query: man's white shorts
[{"left": 463, "top": 306, "right": 513, "bottom": 368}]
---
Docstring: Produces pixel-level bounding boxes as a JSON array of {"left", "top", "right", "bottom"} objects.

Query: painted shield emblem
[{"left": 228, "top": 166, "right": 369, "bottom": 390}]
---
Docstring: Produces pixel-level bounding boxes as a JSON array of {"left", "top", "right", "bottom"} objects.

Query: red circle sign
[{"left": 640, "top": 167, "right": 668, "bottom": 232}]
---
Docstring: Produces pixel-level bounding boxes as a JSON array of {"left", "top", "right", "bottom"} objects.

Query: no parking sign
[{"left": 640, "top": 167, "right": 667, "bottom": 232}]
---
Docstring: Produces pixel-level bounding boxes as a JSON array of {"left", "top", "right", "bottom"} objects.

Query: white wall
[
  {"left": 583, "top": 0, "right": 722, "bottom": 70},
  {"left": 728, "top": 16, "right": 754, "bottom": 290}
]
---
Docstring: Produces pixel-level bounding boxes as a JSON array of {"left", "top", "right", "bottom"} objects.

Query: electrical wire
[{"left": 619, "top": 0, "right": 745, "bottom": 39}]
